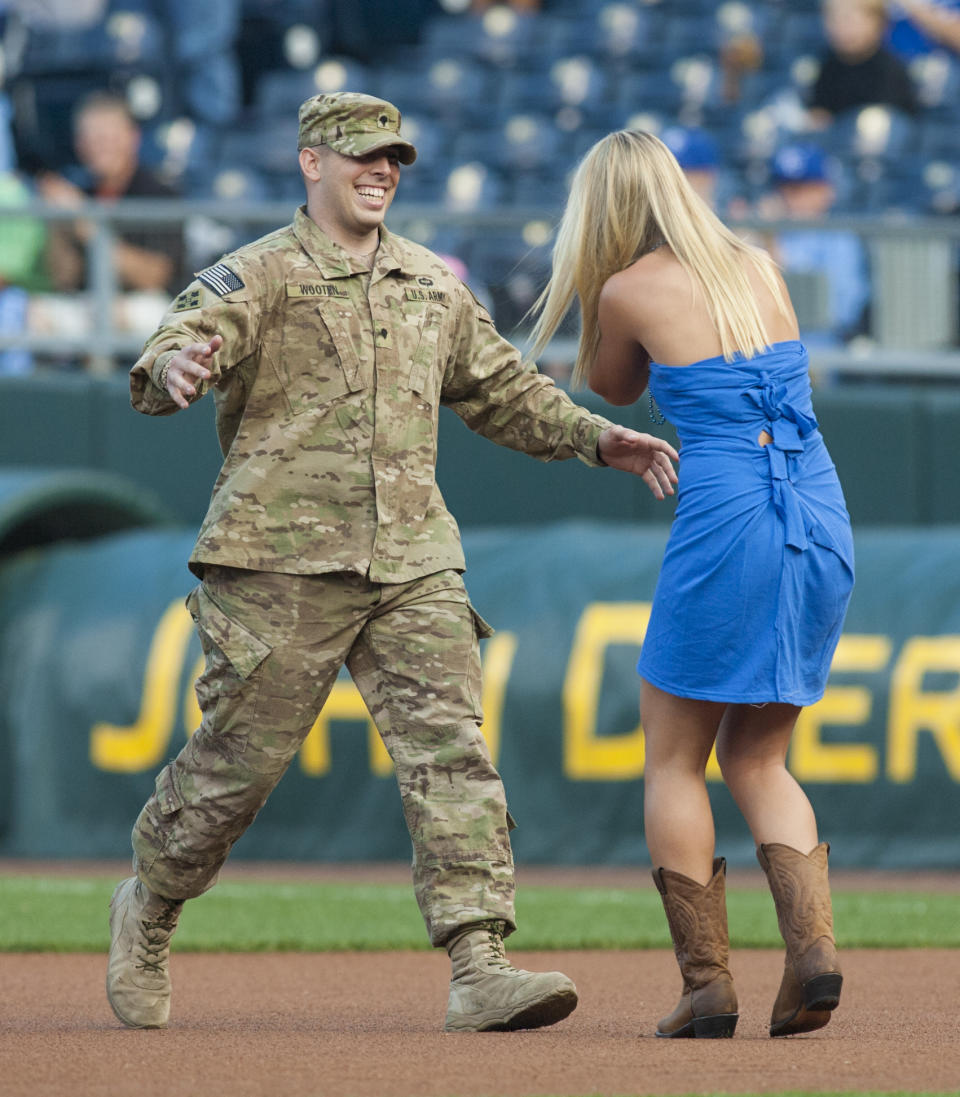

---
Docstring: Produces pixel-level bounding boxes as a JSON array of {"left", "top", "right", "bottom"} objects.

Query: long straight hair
[{"left": 527, "top": 130, "right": 789, "bottom": 388}]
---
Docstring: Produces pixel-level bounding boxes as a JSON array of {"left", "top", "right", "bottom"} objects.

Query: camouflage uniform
[{"left": 128, "top": 107, "right": 612, "bottom": 946}]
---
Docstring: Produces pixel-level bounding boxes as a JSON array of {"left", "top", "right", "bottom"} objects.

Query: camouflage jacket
[{"left": 130, "top": 207, "right": 613, "bottom": 582}]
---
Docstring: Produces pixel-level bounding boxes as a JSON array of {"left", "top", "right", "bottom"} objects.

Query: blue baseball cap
[
  {"left": 771, "top": 143, "right": 829, "bottom": 184},
  {"left": 662, "top": 126, "right": 719, "bottom": 171}
]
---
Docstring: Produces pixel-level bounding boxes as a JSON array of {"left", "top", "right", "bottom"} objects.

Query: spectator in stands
[
  {"left": 0, "top": 172, "right": 48, "bottom": 375},
  {"left": 887, "top": 0, "right": 960, "bottom": 56},
  {"left": 661, "top": 127, "right": 752, "bottom": 221},
  {"left": 0, "top": 89, "right": 47, "bottom": 375},
  {"left": 762, "top": 143, "right": 871, "bottom": 347},
  {"left": 36, "top": 92, "right": 184, "bottom": 295},
  {"left": 718, "top": 17, "right": 765, "bottom": 105},
  {"left": 808, "top": 0, "right": 919, "bottom": 127},
  {"left": 661, "top": 127, "right": 721, "bottom": 209}
]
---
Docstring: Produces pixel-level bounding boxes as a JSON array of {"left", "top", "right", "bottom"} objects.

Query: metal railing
[{"left": 2, "top": 198, "right": 959, "bottom": 380}]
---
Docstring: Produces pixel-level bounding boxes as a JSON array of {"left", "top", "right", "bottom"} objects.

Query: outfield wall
[
  {"left": 1, "top": 507, "right": 958, "bottom": 869},
  {"left": 4, "top": 373, "right": 960, "bottom": 529}
]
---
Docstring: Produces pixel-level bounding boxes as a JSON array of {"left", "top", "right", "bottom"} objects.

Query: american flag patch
[{"left": 198, "top": 263, "right": 245, "bottom": 296}]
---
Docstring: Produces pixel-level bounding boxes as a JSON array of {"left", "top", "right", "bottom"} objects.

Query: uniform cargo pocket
[
  {"left": 409, "top": 303, "right": 447, "bottom": 397},
  {"left": 278, "top": 292, "right": 365, "bottom": 412},
  {"left": 153, "top": 764, "right": 185, "bottom": 816},
  {"left": 191, "top": 585, "right": 272, "bottom": 679},
  {"left": 469, "top": 603, "right": 496, "bottom": 640}
]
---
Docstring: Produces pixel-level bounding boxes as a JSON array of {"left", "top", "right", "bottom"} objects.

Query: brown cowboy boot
[
  {"left": 443, "top": 920, "right": 578, "bottom": 1033},
  {"left": 652, "top": 858, "right": 739, "bottom": 1038},
  {"left": 757, "top": 842, "right": 843, "bottom": 1037}
]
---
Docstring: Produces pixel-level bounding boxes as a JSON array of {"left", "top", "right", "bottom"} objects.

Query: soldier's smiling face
[{"left": 305, "top": 145, "right": 401, "bottom": 241}]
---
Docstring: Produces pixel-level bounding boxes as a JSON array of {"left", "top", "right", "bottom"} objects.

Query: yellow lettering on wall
[
  {"left": 478, "top": 631, "right": 517, "bottom": 765},
  {"left": 888, "top": 635, "right": 960, "bottom": 782},
  {"left": 790, "top": 635, "right": 890, "bottom": 782},
  {"left": 183, "top": 654, "right": 204, "bottom": 737},
  {"left": 298, "top": 631, "right": 519, "bottom": 777},
  {"left": 299, "top": 679, "right": 377, "bottom": 777},
  {"left": 90, "top": 599, "right": 194, "bottom": 773},
  {"left": 563, "top": 603, "right": 650, "bottom": 780}
]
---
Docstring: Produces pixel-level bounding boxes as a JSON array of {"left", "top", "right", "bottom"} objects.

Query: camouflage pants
[{"left": 132, "top": 566, "right": 516, "bottom": 946}]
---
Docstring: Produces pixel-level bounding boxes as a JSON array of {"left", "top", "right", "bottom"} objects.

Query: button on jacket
[{"left": 130, "top": 207, "right": 612, "bottom": 582}]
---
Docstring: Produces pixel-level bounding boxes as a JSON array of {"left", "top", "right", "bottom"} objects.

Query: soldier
[{"left": 107, "top": 92, "right": 679, "bottom": 1033}]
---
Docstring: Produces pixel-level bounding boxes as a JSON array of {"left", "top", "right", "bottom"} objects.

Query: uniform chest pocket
[
  {"left": 279, "top": 290, "right": 367, "bottom": 413},
  {"left": 408, "top": 303, "right": 448, "bottom": 399}
]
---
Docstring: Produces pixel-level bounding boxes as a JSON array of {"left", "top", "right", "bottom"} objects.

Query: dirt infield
[
  {"left": 3, "top": 862, "right": 960, "bottom": 1097},
  {"left": 4, "top": 948, "right": 960, "bottom": 1097}
]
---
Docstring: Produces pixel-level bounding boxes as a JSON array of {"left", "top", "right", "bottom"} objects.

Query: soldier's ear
[{"left": 299, "top": 146, "right": 324, "bottom": 182}]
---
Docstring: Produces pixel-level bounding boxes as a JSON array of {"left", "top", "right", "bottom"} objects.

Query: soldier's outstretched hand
[
  {"left": 164, "top": 335, "right": 223, "bottom": 409},
  {"left": 597, "top": 425, "right": 679, "bottom": 500}
]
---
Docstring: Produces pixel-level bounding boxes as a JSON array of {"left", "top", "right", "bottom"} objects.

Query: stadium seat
[
  {"left": 216, "top": 117, "right": 301, "bottom": 177},
  {"left": 827, "top": 106, "right": 919, "bottom": 164},
  {"left": 254, "top": 57, "right": 374, "bottom": 120},
  {"left": 778, "top": 11, "right": 826, "bottom": 58},
  {"left": 493, "top": 56, "right": 611, "bottom": 119},
  {"left": 469, "top": 7, "right": 539, "bottom": 69},
  {"left": 613, "top": 71, "right": 685, "bottom": 118},
  {"left": 910, "top": 52, "right": 960, "bottom": 118},
  {"left": 509, "top": 173, "right": 570, "bottom": 213},
  {"left": 576, "top": 3, "right": 664, "bottom": 67},
  {"left": 420, "top": 14, "right": 477, "bottom": 61},
  {"left": 917, "top": 116, "right": 960, "bottom": 162},
  {"left": 440, "top": 161, "right": 507, "bottom": 212},
  {"left": 15, "top": 9, "right": 166, "bottom": 77},
  {"left": 918, "top": 158, "right": 960, "bottom": 215},
  {"left": 496, "top": 114, "right": 566, "bottom": 176},
  {"left": 142, "top": 116, "right": 217, "bottom": 190},
  {"left": 660, "top": 16, "right": 715, "bottom": 61},
  {"left": 392, "top": 166, "right": 445, "bottom": 207},
  {"left": 203, "top": 165, "right": 274, "bottom": 203},
  {"left": 390, "top": 57, "right": 494, "bottom": 125}
]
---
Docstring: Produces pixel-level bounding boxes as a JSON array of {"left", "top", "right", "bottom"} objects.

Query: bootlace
[
  {"left": 135, "top": 902, "right": 182, "bottom": 975},
  {"left": 480, "top": 922, "right": 511, "bottom": 971}
]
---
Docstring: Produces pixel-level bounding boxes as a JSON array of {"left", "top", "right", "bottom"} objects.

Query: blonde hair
[{"left": 528, "top": 130, "right": 789, "bottom": 389}]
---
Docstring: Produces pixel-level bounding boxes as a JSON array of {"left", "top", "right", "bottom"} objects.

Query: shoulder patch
[
  {"left": 198, "top": 262, "right": 245, "bottom": 296},
  {"left": 172, "top": 288, "right": 202, "bottom": 313}
]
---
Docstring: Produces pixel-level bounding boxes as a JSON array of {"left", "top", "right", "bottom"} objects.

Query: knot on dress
[{"left": 745, "top": 373, "right": 819, "bottom": 552}]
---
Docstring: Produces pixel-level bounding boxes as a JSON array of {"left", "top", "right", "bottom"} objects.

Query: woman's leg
[
  {"left": 640, "top": 680, "right": 738, "bottom": 1038},
  {"left": 716, "top": 703, "right": 840, "bottom": 1037},
  {"left": 640, "top": 679, "right": 726, "bottom": 884},
  {"left": 714, "top": 702, "right": 817, "bottom": 850}
]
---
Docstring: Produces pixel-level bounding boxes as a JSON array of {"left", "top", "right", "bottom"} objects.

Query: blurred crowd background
[{"left": 1, "top": 0, "right": 959, "bottom": 377}]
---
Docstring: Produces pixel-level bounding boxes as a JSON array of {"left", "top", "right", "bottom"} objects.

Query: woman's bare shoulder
[{"left": 602, "top": 254, "right": 675, "bottom": 311}]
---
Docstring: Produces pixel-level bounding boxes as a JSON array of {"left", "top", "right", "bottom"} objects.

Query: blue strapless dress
[{"left": 637, "top": 341, "right": 854, "bottom": 705}]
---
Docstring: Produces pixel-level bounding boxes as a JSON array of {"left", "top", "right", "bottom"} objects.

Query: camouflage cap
[{"left": 297, "top": 92, "right": 417, "bottom": 164}]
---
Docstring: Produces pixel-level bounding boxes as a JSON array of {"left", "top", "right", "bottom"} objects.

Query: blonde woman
[{"left": 530, "top": 131, "right": 853, "bottom": 1040}]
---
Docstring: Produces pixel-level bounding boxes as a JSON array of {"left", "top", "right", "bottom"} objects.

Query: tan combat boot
[
  {"left": 652, "top": 857, "right": 739, "bottom": 1038},
  {"left": 757, "top": 842, "right": 842, "bottom": 1037},
  {"left": 443, "top": 919, "right": 578, "bottom": 1033},
  {"left": 106, "top": 876, "right": 184, "bottom": 1028}
]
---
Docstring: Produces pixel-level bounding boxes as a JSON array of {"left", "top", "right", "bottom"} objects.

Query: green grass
[{"left": 2, "top": 875, "right": 958, "bottom": 952}]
